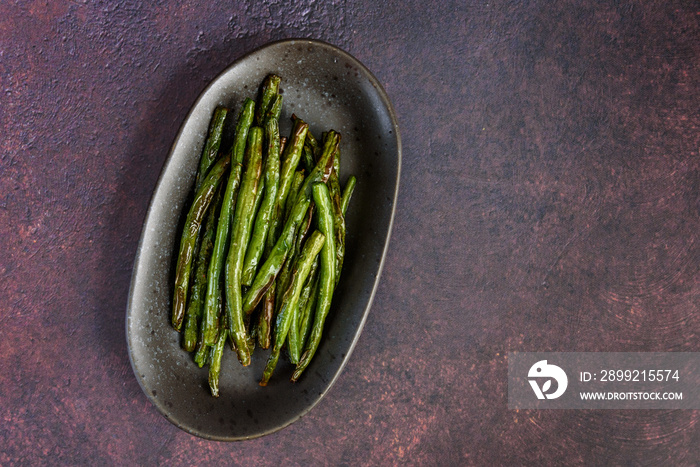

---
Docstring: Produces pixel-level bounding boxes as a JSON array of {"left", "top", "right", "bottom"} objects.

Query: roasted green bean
[
  {"left": 268, "top": 119, "right": 308, "bottom": 246},
  {"left": 292, "top": 183, "right": 336, "bottom": 381},
  {"left": 299, "top": 131, "right": 339, "bottom": 199},
  {"left": 260, "top": 230, "right": 325, "bottom": 386},
  {"left": 241, "top": 131, "right": 338, "bottom": 314},
  {"left": 289, "top": 256, "right": 319, "bottom": 362},
  {"left": 301, "top": 144, "right": 316, "bottom": 173},
  {"left": 340, "top": 175, "right": 357, "bottom": 216},
  {"left": 256, "top": 286, "right": 275, "bottom": 349},
  {"left": 276, "top": 201, "right": 314, "bottom": 312},
  {"left": 292, "top": 113, "right": 320, "bottom": 156},
  {"left": 208, "top": 311, "right": 228, "bottom": 397},
  {"left": 283, "top": 169, "right": 305, "bottom": 226},
  {"left": 327, "top": 143, "right": 345, "bottom": 285},
  {"left": 241, "top": 196, "right": 311, "bottom": 315},
  {"left": 201, "top": 99, "right": 255, "bottom": 345},
  {"left": 241, "top": 116, "right": 281, "bottom": 286},
  {"left": 194, "top": 294, "right": 220, "bottom": 367},
  {"left": 172, "top": 152, "right": 231, "bottom": 331},
  {"left": 255, "top": 74, "right": 281, "bottom": 127},
  {"left": 225, "top": 126, "right": 264, "bottom": 366},
  {"left": 275, "top": 170, "right": 306, "bottom": 310},
  {"left": 182, "top": 185, "right": 222, "bottom": 351},
  {"left": 266, "top": 94, "right": 283, "bottom": 122},
  {"left": 298, "top": 268, "right": 320, "bottom": 351},
  {"left": 195, "top": 106, "right": 228, "bottom": 192}
]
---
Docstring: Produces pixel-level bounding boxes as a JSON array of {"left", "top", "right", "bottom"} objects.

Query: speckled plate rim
[{"left": 126, "top": 38, "right": 402, "bottom": 440}]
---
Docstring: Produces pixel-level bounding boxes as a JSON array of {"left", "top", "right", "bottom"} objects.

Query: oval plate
[{"left": 126, "top": 39, "right": 401, "bottom": 440}]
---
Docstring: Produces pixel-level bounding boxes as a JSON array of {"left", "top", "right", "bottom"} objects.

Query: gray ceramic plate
[{"left": 126, "top": 39, "right": 401, "bottom": 440}]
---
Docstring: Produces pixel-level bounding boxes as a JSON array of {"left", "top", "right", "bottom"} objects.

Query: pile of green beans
[{"left": 171, "top": 75, "right": 357, "bottom": 396}]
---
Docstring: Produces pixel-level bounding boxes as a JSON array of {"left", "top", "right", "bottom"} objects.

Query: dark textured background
[{"left": 1, "top": 1, "right": 698, "bottom": 464}]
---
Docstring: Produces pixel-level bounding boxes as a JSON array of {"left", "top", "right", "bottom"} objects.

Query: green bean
[
  {"left": 255, "top": 124, "right": 284, "bottom": 348},
  {"left": 331, "top": 136, "right": 340, "bottom": 179},
  {"left": 287, "top": 303, "right": 300, "bottom": 365},
  {"left": 256, "top": 286, "right": 275, "bottom": 349},
  {"left": 208, "top": 311, "right": 228, "bottom": 397},
  {"left": 263, "top": 133, "right": 287, "bottom": 257},
  {"left": 292, "top": 113, "right": 320, "bottom": 156},
  {"left": 241, "top": 196, "right": 311, "bottom": 315},
  {"left": 242, "top": 128, "right": 328, "bottom": 317},
  {"left": 255, "top": 74, "right": 281, "bottom": 127},
  {"left": 306, "top": 133, "right": 320, "bottom": 158},
  {"left": 340, "top": 175, "right": 357, "bottom": 216},
  {"left": 327, "top": 142, "right": 341, "bottom": 198},
  {"left": 246, "top": 324, "right": 256, "bottom": 354},
  {"left": 231, "top": 99, "right": 256, "bottom": 165},
  {"left": 182, "top": 185, "right": 222, "bottom": 351},
  {"left": 274, "top": 170, "right": 307, "bottom": 310},
  {"left": 327, "top": 144, "right": 345, "bottom": 285},
  {"left": 172, "top": 152, "right": 231, "bottom": 331},
  {"left": 256, "top": 124, "right": 283, "bottom": 348},
  {"left": 275, "top": 264, "right": 293, "bottom": 314},
  {"left": 201, "top": 99, "right": 255, "bottom": 345},
  {"left": 251, "top": 177, "right": 265, "bottom": 233},
  {"left": 277, "top": 202, "right": 314, "bottom": 312},
  {"left": 268, "top": 119, "right": 308, "bottom": 247},
  {"left": 252, "top": 122, "right": 287, "bottom": 349},
  {"left": 194, "top": 294, "right": 219, "bottom": 367},
  {"left": 241, "top": 117, "right": 281, "bottom": 286},
  {"left": 260, "top": 230, "right": 325, "bottom": 386},
  {"left": 283, "top": 169, "right": 305, "bottom": 226},
  {"left": 225, "top": 126, "right": 264, "bottom": 366},
  {"left": 201, "top": 164, "right": 240, "bottom": 344},
  {"left": 175, "top": 104, "right": 229, "bottom": 334},
  {"left": 333, "top": 173, "right": 357, "bottom": 284},
  {"left": 292, "top": 183, "right": 336, "bottom": 381},
  {"left": 333, "top": 209, "right": 345, "bottom": 288},
  {"left": 299, "top": 131, "right": 340, "bottom": 199},
  {"left": 298, "top": 267, "right": 320, "bottom": 351},
  {"left": 266, "top": 94, "right": 283, "bottom": 122},
  {"left": 195, "top": 106, "right": 228, "bottom": 192},
  {"left": 241, "top": 129, "right": 337, "bottom": 316},
  {"left": 301, "top": 144, "right": 315, "bottom": 173},
  {"left": 289, "top": 256, "right": 319, "bottom": 363},
  {"left": 194, "top": 343, "right": 209, "bottom": 367}
]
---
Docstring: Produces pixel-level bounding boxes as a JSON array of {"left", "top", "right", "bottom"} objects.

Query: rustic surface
[{"left": 1, "top": 1, "right": 698, "bottom": 464}]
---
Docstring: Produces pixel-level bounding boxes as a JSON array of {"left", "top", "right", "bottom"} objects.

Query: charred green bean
[
  {"left": 225, "top": 126, "right": 264, "bottom": 366},
  {"left": 290, "top": 256, "right": 319, "bottom": 362},
  {"left": 241, "top": 196, "right": 311, "bottom": 315},
  {"left": 241, "top": 116, "right": 281, "bottom": 286},
  {"left": 242, "top": 131, "right": 338, "bottom": 314},
  {"left": 195, "top": 106, "right": 228, "bottom": 192},
  {"left": 340, "top": 175, "right": 357, "bottom": 216},
  {"left": 201, "top": 99, "right": 255, "bottom": 345},
  {"left": 298, "top": 267, "right": 320, "bottom": 351},
  {"left": 260, "top": 230, "right": 325, "bottom": 385},
  {"left": 268, "top": 119, "right": 308, "bottom": 246},
  {"left": 182, "top": 185, "right": 222, "bottom": 351},
  {"left": 208, "top": 312, "right": 228, "bottom": 397},
  {"left": 292, "top": 183, "right": 336, "bottom": 381},
  {"left": 172, "top": 152, "right": 231, "bottom": 331},
  {"left": 255, "top": 74, "right": 281, "bottom": 127}
]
